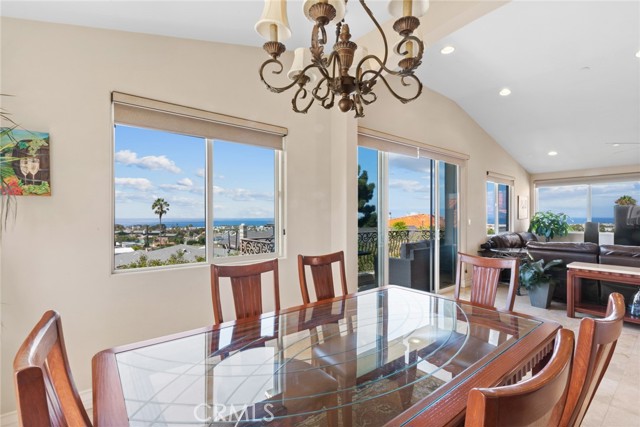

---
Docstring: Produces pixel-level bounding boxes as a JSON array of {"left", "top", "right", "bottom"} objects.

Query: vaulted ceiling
[{"left": 2, "top": 0, "right": 639, "bottom": 174}]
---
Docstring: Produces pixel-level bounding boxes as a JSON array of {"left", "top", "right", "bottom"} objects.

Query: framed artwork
[
  {"left": 0, "top": 128, "right": 51, "bottom": 196},
  {"left": 518, "top": 195, "right": 528, "bottom": 219}
]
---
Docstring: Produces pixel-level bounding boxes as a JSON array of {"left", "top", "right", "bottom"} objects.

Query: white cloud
[
  {"left": 195, "top": 169, "right": 205, "bottom": 178},
  {"left": 115, "top": 177, "right": 154, "bottom": 191},
  {"left": 115, "top": 149, "right": 181, "bottom": 173},
  {"left": 212, "top": 186, "right": 273, "bottom": 201},
  {"left": 389, "top": 179, "right": 428, "bottom": 193},
  {"left": 159, "top": 177, "right": 202, "bottom": 194}
]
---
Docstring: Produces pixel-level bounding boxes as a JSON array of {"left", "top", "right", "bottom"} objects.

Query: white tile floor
[{"left": 453, "top": 286, "right": 640, "bottom": 427}]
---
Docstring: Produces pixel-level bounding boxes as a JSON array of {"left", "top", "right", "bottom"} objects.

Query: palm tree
[{"left": 152, "top": 198, "right": 170, "bottom": 232}]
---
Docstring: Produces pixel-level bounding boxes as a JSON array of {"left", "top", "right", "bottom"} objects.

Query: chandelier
[{"left": 255, "top": 0, "right": 429, "bottom": 117}]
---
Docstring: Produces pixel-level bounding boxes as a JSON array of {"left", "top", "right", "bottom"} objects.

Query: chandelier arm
[
  {"left": 259, "top": 58, "right": 301, "bottom": 93},
  {"left": 374, "top": 72, "right": 424, "bottom": 104},
  {"left": 292, "top": 86, "right": 315, "bottom": 114},
  {"left": 356, "top": 0, "right": 388, "bottom": 84},
  {"left": 395, "top": 34, "right": 425, "bottom": 66},
  {"left": 311, "top": 76, "right": 332, "bottom": 102}
]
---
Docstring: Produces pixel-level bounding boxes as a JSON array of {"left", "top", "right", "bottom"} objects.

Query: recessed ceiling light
[
  {"left": 499, "top": 88, "right": 511, "bottom": 96},
  {"left": 612, "top": 143, "right": 620, "bottom": 147},
  {"left": 548, "top": 151, "right": 558, "bottom": 156},
  {"left": 440, "top": 46, "right": 455, "bottom": 55},
  {"left": 636, "top": 50, "right": 640, "bottom": 58}
]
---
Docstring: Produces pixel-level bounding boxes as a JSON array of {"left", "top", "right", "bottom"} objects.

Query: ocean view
[{"left": 115, "top": 218, "right": 274, "bottom": 227}]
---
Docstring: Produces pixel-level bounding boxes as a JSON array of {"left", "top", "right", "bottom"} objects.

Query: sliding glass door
[{"left": 357, "top": 147, "right": 459, "bottom": 293}]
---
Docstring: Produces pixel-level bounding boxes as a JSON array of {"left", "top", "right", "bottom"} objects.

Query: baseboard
[{"left": 1, "top": 389, "right": 92, "bottom": 427}]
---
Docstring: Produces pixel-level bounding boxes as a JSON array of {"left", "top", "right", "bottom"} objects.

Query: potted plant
[
  {"left": 528, "top": 211, "right": 570, "bottom": 242},
  {"left": 519, "top": 255, "right": 563, "bottom": 309},
  {"left": 615, "top": 195, "right": 637, "bottom": 206},
  {"left": 613, "top": 195, "right": 638, "bottom": 245}
]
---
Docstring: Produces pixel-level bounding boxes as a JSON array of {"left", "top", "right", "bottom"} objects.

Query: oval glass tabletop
[{"left": 115, "top": 289, "right": 540, "bottom": 426}]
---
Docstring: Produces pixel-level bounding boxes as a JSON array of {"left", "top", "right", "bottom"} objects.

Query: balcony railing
[
  {"left": 240, "top": 237, "right": 275, "bottom": 255},
  {"left": 358, "top": 228, "right": 441, "bottom": 272}
]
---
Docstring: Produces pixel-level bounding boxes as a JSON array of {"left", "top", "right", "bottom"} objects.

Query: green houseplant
[
  {"left": 519, "top": 255, "right": 563, "bottom": 308},
  {"left": 528, "top": 211, "right": 570, "bottom": 242},
  {"left": 615, "top": 195, "right": 637, "bottom": 206}
]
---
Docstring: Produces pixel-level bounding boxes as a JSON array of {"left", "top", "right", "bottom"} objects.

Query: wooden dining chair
[
  {"left": 210, "top": 258, "right": 280, "bottom": 324},
  {"left": 559, "top": 292, "right": 625, "bottom": 427},
  {"left": 210, "top": 258, "right": 339, "bottom": 425},
  {"left": 465, "top": 328, "right": 575, "bottom": 427},
  {"left": 14, "top": 310, "right": 92, "bottom": 427},
  {"left": 298, "top": 250, "right": 348, "bottom": 304},
  {"left": 454, "top": 252, "right": 519, "bottom": 311}
]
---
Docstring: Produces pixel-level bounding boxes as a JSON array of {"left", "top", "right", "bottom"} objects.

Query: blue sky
[{"left": 114, "top": 125, "right": 274, "bottom": 219}]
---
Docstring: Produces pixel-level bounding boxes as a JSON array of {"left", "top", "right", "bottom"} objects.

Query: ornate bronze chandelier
[{"left": 255, "top": 0, "right": 429, "bottom": 117}]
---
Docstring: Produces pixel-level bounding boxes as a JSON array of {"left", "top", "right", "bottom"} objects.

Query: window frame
[
  {"left": 486, "top": 174, "right": 514, "bottom": 235},
  {"left": 111, "top": 93, "right": 286, "bottom": 273}
]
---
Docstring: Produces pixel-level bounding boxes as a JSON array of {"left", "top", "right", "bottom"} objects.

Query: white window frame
[
  {"left": 486, "top": 171, "right": 514, "bottom": 235},
  {"left": 111, "top": 92, "right": 286, "bottom": 272}
]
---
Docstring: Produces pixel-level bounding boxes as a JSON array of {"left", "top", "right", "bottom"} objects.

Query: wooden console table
[{"left": 567, "top": 262, "right": 640, "bottom": 324}]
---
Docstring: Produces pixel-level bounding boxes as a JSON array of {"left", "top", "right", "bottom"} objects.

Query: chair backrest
[
  {"left": 454, "top": 252, "right": 518, "bottom": 311},
  {"left": 298, "top": 251, "right": 348, "bottom": 304},
  {"left": 465, "top": 328, "right": 575, "bottom": 427},
  {"left": 560, "top": 292, "right": 625, "bottom": 427},
  {"left": 210, "top": 259, "right": 280, "bottom": 324},
  {"left": 584, "top": 222, "right": 600, "bottom": 244},
  {"left": 14, "top": 310, "right": 92, "bottom": 427}
]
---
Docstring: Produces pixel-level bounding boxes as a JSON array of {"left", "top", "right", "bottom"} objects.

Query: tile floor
[{"left": 452, "top": 286, "right": 640, "bottom": 427}]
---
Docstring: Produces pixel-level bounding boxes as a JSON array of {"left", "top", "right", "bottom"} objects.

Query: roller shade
[
  {"left": 112, "top": 92, "right": 286, "bottom": 150},
  {"left": 358, "top": 127, "right": 469, "bottom": 165},
  {"left": 486, "top": 170, "right": 515, "bottom": 186},
  {"left": 535, "top": 172, "right": 640, "bottom": 187}
]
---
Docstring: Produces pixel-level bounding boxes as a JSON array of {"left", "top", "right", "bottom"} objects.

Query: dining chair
[
  {"left": 454, "top": 252, "right": 519, "bottom": 311},
  {"left": 210, "top": 258, "right": 280, "bottom": 324},
  {"left": 14, "top": 310, "right": 92, "bottom": 427},
  {"left": 559, "top": 292, "right": 625, "bottom": 427},
  {"left": 210, "top": 259, "right": 339, "bottom": 425},
  {"left": 298, "top": 250, "right": 348, "bottom": 304},
  {"left": 465, "top": 328, "right": 575, "bottom": 427}
]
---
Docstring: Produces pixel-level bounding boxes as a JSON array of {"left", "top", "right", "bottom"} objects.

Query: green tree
[
  {"left": 391, "top": 221, "right": 408, "bottom": 231},
  {"left": 152, "top": 198, "right": 170, "bottom": 229},
  {"left": 358, "top": 165, "right": 377, "bottom": 228}
]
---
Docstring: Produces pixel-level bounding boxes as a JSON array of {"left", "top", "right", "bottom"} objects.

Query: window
[
  {"left": 357, "top": 128, "right": 466, "bottom": 292},
  {"left": 112, "top": 93, "right": 285, "bottom": 271},
  {"left": 536, "top": 179, "right": 640, "bottom": 230},
  {"left": 486, "top": 181, "right": 510, "bottom": 234}
]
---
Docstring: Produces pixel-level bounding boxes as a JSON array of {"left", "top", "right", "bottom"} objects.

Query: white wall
[{"left": 0, "top": 17, "right": 528, "bottom": 414}]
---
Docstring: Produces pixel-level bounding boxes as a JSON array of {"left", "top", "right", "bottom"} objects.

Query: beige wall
[
  {"left": 359, "top": 87, "right": 531, "bottom": 255},
  {"left": 0, "top": 17, "right": 528, "bottom": 414}
]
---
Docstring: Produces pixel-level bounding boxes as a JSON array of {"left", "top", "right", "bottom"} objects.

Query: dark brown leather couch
[
  {"left": 599, "top": 245, "right": 640, "bottom": 303},
  {"left": 478, "top": 232, "right": 537, "bottom": 255},
  {"left": 526, "top": 242, "right": 640, "bottom": 305}
]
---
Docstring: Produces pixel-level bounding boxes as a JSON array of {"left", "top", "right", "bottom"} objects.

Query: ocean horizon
[{"left": 116, "top": 218, "right": 274, "bottom": 227}]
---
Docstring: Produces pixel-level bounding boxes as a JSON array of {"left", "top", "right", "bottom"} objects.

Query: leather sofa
[
  {"left": 526, "top": 242, "right": 640, "bottom": 305},
  {"left": 478, "top": 231, "right": 538, "bottom": 255}
]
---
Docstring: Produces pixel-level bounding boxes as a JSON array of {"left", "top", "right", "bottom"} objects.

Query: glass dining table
[{"left": 92, "top": 286, "right": 560, "bottom": 426}]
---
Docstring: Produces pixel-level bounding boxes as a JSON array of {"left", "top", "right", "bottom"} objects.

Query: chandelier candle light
[{"left": 255, "top": 0, "right": 429, "bottom": 117}]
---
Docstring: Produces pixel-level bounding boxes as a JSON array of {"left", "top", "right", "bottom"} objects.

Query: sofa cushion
[
  {"left": 516, "top": 232, "right": 538, "bottom": 245},
  {"left": 526, "top": 242, "right": 600, "bottom": 254},
  {"left": 599, "top": 244, "right": 640, "bottom": 259}
]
